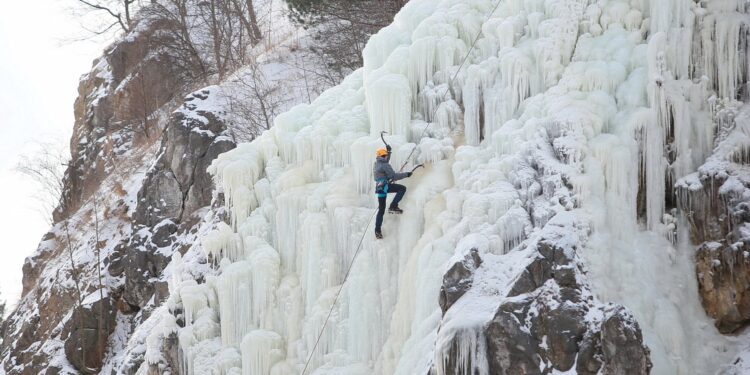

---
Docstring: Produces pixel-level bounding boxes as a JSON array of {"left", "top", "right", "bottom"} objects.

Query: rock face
[
  {"left": 54, "top": 13, "right": 188, "bottom": 223},
  {"left": 437, "top": 242, "right": 651, "bottom": 375},
  {"left": 599, "top": 308, "right": 652, "bottom": 375},
  {"left": 61, "top": 297, "right": 118, "bottom": 374},
  {"left": 135, "top": 88, "right": 236, "bottom": 228},
  {"left": 0, "top": 15, "right": 235, "bottom": 375},
  {"left": 120, "top": 87, "right": 236, "bottom": 311},
  {"left": 695, "top": 241, "right": 750, "bottom": 333},
  {"left": 677, "top": 105, "right": 750, "bottom": 334}
]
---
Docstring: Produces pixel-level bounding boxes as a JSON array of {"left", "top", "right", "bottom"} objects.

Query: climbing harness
[
  {"left": 300, "top": 2, "right": 503, "bottom": 374},
  {"left": 375, "top": 178, "right": 389, "bottom": 198}
]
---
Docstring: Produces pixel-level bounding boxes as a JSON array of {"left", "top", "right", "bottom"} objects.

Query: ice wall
[{"left": 165, "top": 0, "right": 750, "bottom": 374}]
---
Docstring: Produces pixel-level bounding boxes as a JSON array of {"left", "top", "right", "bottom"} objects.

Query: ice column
[
  {"left": 241, "top": 330, "right": 285, "bottom": 375},
  {"left": 367, "top": 72, "right": 412, "bottom": 137}
]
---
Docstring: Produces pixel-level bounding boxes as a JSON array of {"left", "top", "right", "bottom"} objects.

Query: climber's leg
[
  {"left": 375, "top": 196, "right": 386, "bottom": 238},
  {"left": 388, "top": 184, "right": 406, "bottom": 213}
]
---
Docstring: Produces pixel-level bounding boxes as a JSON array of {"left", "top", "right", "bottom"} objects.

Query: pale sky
[{"left": 0, "top": 1, "right": 110, "bottom": 308}]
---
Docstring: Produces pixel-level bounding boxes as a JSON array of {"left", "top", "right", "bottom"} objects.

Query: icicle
[
  {"left": 169, "top": 252, "right": 184, "bottom": 295},
  {"left": 216, "top": 260, "right": 254, "bottom": 347},
  {"left": 408, "top": 34, "right": 465, "bottom": 100},
  {"left": 434, "top": 324, "right": 489, "bottom": 375},
  {"left": 192, "top": 309, "right": 220, "bottom": 341},
  {"left": 642, "top": 33, "right": 669, "bottom": 231},
  {"left": 590, "top": 134, "right": 639, "bottom": 239},
  {"left": 238, "top": 212, "right": 272, "bottom": 246},
  {"left": 463, "top": 66, "right": 483, "bottom": 146},
  {"left": 249, "top": 243, "right": 281, "bottom": 329},
  {"left": 241, "top": 330, "right": 285, "bottom": 375},
  {"left": 203, "top": 222, "right": 242, "bottom": 264},
  {"left": 366, "top": 72, "right": 412, "bottom": 137},
  {"left": 496, "top": 205, "right": 530, "bottom": 254},
  {"left": 297, "top": 212, "right": 337, "bottom": 316},
  {"left": 274, "top": 275, "right": 302, "bottom": 355},
  {"left": 301, "top": 287, "right": 340, "bottom": 370},
  {"left": 344, "top": 235, "right": 399, "bottom": 364},
  {"left": 218, "top": 348, "right": 242, "bottom": 375},
  {"left": 499, "top": 48, "right": 532, "bottom": 122},
  {"left": 179, "top": 281, "right": 212, "bottom": 326},
  {"left": 209, "top": 141, "right": 269, "bottom": 227},
  {"left": 274, "top": 190, "right": 311, "bottom": 274},
  {"left": 701, "top": 14, "right": 749, "bottom": 99}
]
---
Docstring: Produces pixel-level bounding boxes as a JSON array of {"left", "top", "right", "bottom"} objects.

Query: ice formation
[{"left": 166, "top": 0, "right": 750, "bottom": 374}]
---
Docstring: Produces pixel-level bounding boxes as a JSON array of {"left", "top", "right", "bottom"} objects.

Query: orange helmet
[{"left": 376, "top": 148, "right": 389, "bottom": 157}]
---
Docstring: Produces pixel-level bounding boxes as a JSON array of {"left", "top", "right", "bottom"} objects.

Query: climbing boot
[
  {"left": 388, "top": 206, "right": 403, "bottom": 214},
  {"left": 375, "top": 230, "right": 383, "bottom": 239}
]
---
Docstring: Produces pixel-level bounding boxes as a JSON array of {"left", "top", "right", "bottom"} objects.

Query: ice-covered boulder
[{"left": 437, "top": 241, "right": 650, "bottom": 375}]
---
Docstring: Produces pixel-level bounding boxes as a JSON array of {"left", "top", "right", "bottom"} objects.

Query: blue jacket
[{"left": 373, "top": 156, "right": 408, "bottom": 182}]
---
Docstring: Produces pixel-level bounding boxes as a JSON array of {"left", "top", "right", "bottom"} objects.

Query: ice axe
[
  {"left": 380, "top": 131, "right": 391, "bottom": 152},
  {"left": 410, "top": 164, "right": 425, "bottom": 174}
]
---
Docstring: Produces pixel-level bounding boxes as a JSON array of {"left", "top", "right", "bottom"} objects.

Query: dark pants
[{"left": 375, "top": 183, "right": 406, "bottom": 232}]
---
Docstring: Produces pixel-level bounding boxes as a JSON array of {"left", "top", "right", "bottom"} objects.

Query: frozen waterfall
[{"left": 162, "top": 0, "right": 750, "bottom": 374}]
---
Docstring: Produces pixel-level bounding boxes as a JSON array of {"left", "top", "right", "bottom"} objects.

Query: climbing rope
[
  {"left": 300, "top": 210, "right": 376, "bottom": 375},
  {"left": 300, "top": 1, "right": 502, "bottom": 374}
]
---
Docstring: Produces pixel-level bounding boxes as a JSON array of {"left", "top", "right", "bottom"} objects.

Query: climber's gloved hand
[
  {"left": 407, "top": 172, "right": 413, "bottom": 177},
  {"left": 386, "top": 145, "right": 392, "bottom": 152}
]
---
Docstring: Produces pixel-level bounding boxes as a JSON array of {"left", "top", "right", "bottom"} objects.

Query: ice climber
[{"left": 373, "top": 145, "right": 412, "bottom": 239}]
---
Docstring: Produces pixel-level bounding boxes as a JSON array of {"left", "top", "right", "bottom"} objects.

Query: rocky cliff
[
  {"left": 1, "top": 22, "right": 237, "bottom": 372},
  {"left": 0, "top": 2, "right": 316, "bottom": 373}
]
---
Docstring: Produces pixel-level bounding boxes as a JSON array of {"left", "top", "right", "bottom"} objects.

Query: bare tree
[
  {"left": 15, "top": 141, "right": 70, "bottom": 224},
  {"left": 142, "top": 0, "right": 264, "bottom": 84},
  {"left": 72, "top": 0, "right": 142, "bottom": 34},
  {"left": 142, "top": 0, "right": 211, "bottom": 83},
  {"left": 202, "top": 0, "right": 228, "bottom": 80},
  {"left": 286, "top": 0, "right": 405, "bottom": 81},
  {"left": 231, "top": 0, "right": 263, "bottom": 45},
  {"left": 224, "top": 64, "right": 287, "bottom": 142}
]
